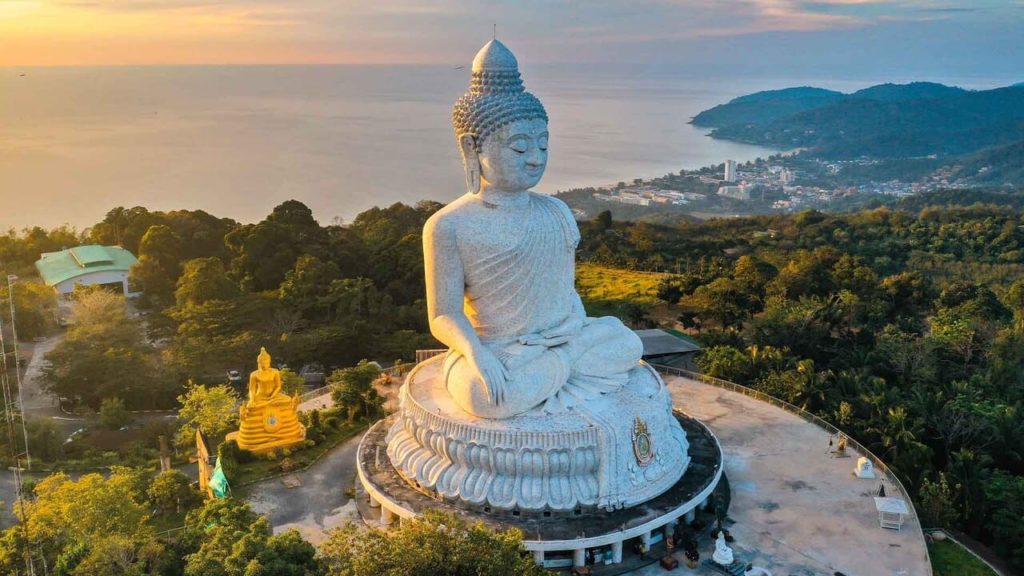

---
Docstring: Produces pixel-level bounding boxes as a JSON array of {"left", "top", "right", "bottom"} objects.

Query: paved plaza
[
  {"left": 629, "top": 376, "right": 931, "bottom": 576},
  {"left": 250, "top": 374, "right": 931, "bottom": 575}
]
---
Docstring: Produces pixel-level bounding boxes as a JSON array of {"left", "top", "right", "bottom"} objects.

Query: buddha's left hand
[{"left": 519, "top": 314, "right": 583, "bottom": 347}]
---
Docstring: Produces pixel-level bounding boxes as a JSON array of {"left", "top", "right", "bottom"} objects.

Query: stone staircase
[{"left": 703, "top": 558, "right": 748, "bottom": 576}]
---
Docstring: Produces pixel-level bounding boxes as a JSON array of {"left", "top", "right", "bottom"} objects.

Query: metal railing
[
  {"left": 298, "top": 362, "right": 419, "bottom": 403},
  {"left": 654, "top": 364, "right": 932, "bottom": 574},
  {"left": 416, "top": 349, "right": 447, "bottom": 363}
]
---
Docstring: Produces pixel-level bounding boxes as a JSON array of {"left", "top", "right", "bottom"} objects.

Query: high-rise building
[{"left": 724, "top": 159, "right": 737, "bottom": 183}]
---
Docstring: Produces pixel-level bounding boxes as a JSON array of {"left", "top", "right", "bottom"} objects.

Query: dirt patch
[{"left": 783, "top": 479, "right": 816, "bottom": 491}]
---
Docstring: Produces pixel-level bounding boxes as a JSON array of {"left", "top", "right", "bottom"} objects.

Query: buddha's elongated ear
[{"left": 458, "top": 133, "right": 481, "bottom": 194}]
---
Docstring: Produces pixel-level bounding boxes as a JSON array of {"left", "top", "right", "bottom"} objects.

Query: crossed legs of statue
[{"left": 444, "top": 316, "right": 644, "bottom": 418}]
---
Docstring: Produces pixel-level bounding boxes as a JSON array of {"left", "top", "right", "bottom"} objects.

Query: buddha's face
[
  {"left": 258, "top": 355, "right": 270, "bottom": 370},
  {"left": 477, "top": 118, "right": 548, "bottom": 192}
]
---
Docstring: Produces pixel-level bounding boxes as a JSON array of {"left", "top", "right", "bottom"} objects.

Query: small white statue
[
  {"left": 712, "top": 531, "right": 734, "bottom": 565},
  {"left": 855, "top": 456, "right": 876, "bottom": 478}
]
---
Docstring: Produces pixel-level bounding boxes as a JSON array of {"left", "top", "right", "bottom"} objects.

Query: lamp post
[{"left": 7, "top": 274, "right": 30, "bottom": 471}]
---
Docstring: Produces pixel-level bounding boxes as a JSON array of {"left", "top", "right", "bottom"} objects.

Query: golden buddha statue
[{"left": 231, "top": 347, "right": 305, "bottom": 454}]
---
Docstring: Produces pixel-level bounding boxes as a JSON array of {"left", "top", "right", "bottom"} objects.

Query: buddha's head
[
  {"left": 452, "top": 40, "right": 548, "bottom": 194},
  {"left": 257, "top": 347, "right": 271, "bottom": 370}
]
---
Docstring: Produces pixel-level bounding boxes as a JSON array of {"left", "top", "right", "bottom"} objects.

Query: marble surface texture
[
  {"left": 383, "top": 38, "right": 691, "bottom": 512},
  {"left": 386, "top": 356, "right": 690, "bottom": 511}
]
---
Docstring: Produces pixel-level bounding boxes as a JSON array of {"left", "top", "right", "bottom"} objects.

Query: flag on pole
[{"left": 209, "top": 457, "right": 230, "bottom": 498}]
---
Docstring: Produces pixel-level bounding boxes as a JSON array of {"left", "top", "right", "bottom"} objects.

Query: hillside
[
  {"left": 950, "top": 140, "right": 1024, "bottom": 185},
  {"left": 690, "top": 86, "right": 843, "bottom": 127},
  {"left": 895, "top": 188, "right": 1024, "bottom": 212},
  {"left": 693, "top": 82, "right": 1024, "bottom": 159},
  {"left": 850, "top": 81, "right": 968, "bottom": 101}
]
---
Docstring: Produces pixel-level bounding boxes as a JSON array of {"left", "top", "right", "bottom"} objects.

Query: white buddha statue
[
  {"left": 385, "top": 39, "right": 689, "bottom": 514},
  {"left": 713, "top": 532, "right": 735, "bottom": 565},
  {"left": 425, "top": 39, "right": 643, "bottom": 419}
]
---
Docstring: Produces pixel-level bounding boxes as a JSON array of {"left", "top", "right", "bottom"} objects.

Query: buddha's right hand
[{"left": 468, "top": 348, "right": 510, "bottom": 406}]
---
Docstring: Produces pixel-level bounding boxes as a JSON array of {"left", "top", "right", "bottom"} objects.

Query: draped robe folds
[{"left": 443, "top": 193, "right": 643, "bottom": 418}]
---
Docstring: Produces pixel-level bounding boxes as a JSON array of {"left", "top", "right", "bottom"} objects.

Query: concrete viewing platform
[{"left": 646, "top": 375, "right": 932, "bottom": 576}]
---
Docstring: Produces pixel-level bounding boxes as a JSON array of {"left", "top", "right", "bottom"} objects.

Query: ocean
[{"left": 0, "top": 64, "right": 1004, "bottom": 230}]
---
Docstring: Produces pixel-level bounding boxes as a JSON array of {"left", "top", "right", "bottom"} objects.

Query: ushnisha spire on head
[{"left": 452, "top": 39, "right": 548, "bottom": 149}]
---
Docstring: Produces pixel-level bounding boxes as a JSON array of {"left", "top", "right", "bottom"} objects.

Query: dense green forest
[
  {"left": 2, "top": 193, "right": 1023, "bottom": 568},
  {"left": 691, "top": 81, "right": 1024, "bottom": 164},
  {"left": 578, "top": 200, "right": 1024, "bottom": 568},
  {"left": 0, "top": 201, "right": 441, "bottom": 410}
]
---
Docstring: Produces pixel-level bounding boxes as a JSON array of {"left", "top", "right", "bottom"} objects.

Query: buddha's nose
[{"left": 525, "top": 149, "right": 545, "bottom": 168}]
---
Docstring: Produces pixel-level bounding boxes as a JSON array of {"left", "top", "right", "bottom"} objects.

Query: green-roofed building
[{"left": 35, "top": 245, "right": 140, "bottom": 298}]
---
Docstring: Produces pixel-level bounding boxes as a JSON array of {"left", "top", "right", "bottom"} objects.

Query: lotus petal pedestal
[{"left": 385, "top": 354, "right": 690, "bottom": 513}]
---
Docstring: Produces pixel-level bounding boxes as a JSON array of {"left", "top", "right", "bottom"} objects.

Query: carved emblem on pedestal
[{"left": 633, "top": 416, "right": 654, "bottom": 466}]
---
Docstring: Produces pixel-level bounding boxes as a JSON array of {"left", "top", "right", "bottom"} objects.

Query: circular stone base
[
  {"left": 386, "top": 356, "right": 690, "bottom": 513},
  {"left": 358, "top": 410, "right": 723, "bottom": 554}
]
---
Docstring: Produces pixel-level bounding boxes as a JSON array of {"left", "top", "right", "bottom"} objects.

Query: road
[
  {"left": 0, "top": 334, "right": 186, "bottom": 528},
  {"left": 245, "top": 434, "right": 362, "bottom": 544}
]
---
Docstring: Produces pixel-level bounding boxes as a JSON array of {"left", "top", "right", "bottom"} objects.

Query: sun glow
[{"left": 0, "top": 1, "right": 308, "bottom": 66}]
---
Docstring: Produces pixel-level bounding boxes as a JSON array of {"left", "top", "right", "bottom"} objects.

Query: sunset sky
[{"left": 2, "top": 0, "right": 1023, "bottom": 78}]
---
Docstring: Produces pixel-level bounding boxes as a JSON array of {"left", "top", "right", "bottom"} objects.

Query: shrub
[
  {"left": 148, "top": 470, "right": 200, "bottom": 513},
  {"left": 99, "top": 397, "right": 131, "bottom": 430},
  {"left": 217, "top": 440, "right": 244, "bottom": 481}
]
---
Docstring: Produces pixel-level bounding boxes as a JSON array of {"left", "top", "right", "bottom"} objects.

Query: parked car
[
  {"left": 227, "top": 370, "right": 243, "bottom": 385},
  {"left": 64, "top": 427, "right": 86, "bottom": 445}
]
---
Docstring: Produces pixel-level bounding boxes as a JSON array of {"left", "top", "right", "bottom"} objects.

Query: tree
[
  {"left": 655, "top": 276, "right": 685, "bottom": 306},
  {"left": 321, "top": 509, "right": 543, "bottom": 576},
  {"left": 130, "top": 224, "right": 183, "bottom": 309},
  {"left": 697, "top": 345, "right": 750, "bottom": 383},
  {"left": 183, "top": 498, "right": 321, "bottom": 576},
  {"left": 984, "top": 471, "right": 1024, "bottom": 570},
  {"left": 99, "top": 397, "right": 131, "bottom": 430},
  {"left": 766, "top": 252, "right": 834, "bottom": 300},
  {"left": 14, "top": 468, "right": 154, "bottom": 571},
  {"left": 928, "top": 309, "right": 989, "bottom": 376},
  {"left": 281, "top": 368, "right": 306, "bottom": 397},
  {"left": 165, "top": 293, "right": 281, "bottom": 381},
  {"left": 619, "top": 301, "right": 653, "bottom": 328},
  {"left": 59, "top": 534, "right": 165, "bottom": 576},
  {"left": 41, "top": 291, "right": 157, "bottom": 408},
  {"left": 25, "top": 418, "right": 62, "bottom": 463},
  {"left": 329, "top": 361, "right": 383, "bottom": 422},
  {"left": 89, "top": 206, "right": 160, "bottom": 253},
  {"left": 681, "top": 277, "right": 747, "bottom": 329},
  {"left": 225, "top": 201, "right": 328, "bottom": 292},
  {"left": 148, "top": 470, "right": 200, "bottom": 514},
  {"left": 732, "top": 255, "right": 776, "bottom": 296},
  {"left": 175, "top": 257, "right": 240, "bottom": 308},
  {"left": 1004, "top": 278, "right": 1024, "bottom": 332},
  {"left": 280, "top": 255, "right": 341, "bottom": 320},
  {"left": 3, "top": 280, "right": 57, "bottom": 340},
  {"left": 175, "top": 382, "right": 240, "bottom": 448},
  {"left": 917, "top": 473, "right": 959, "bottom": 528}
]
